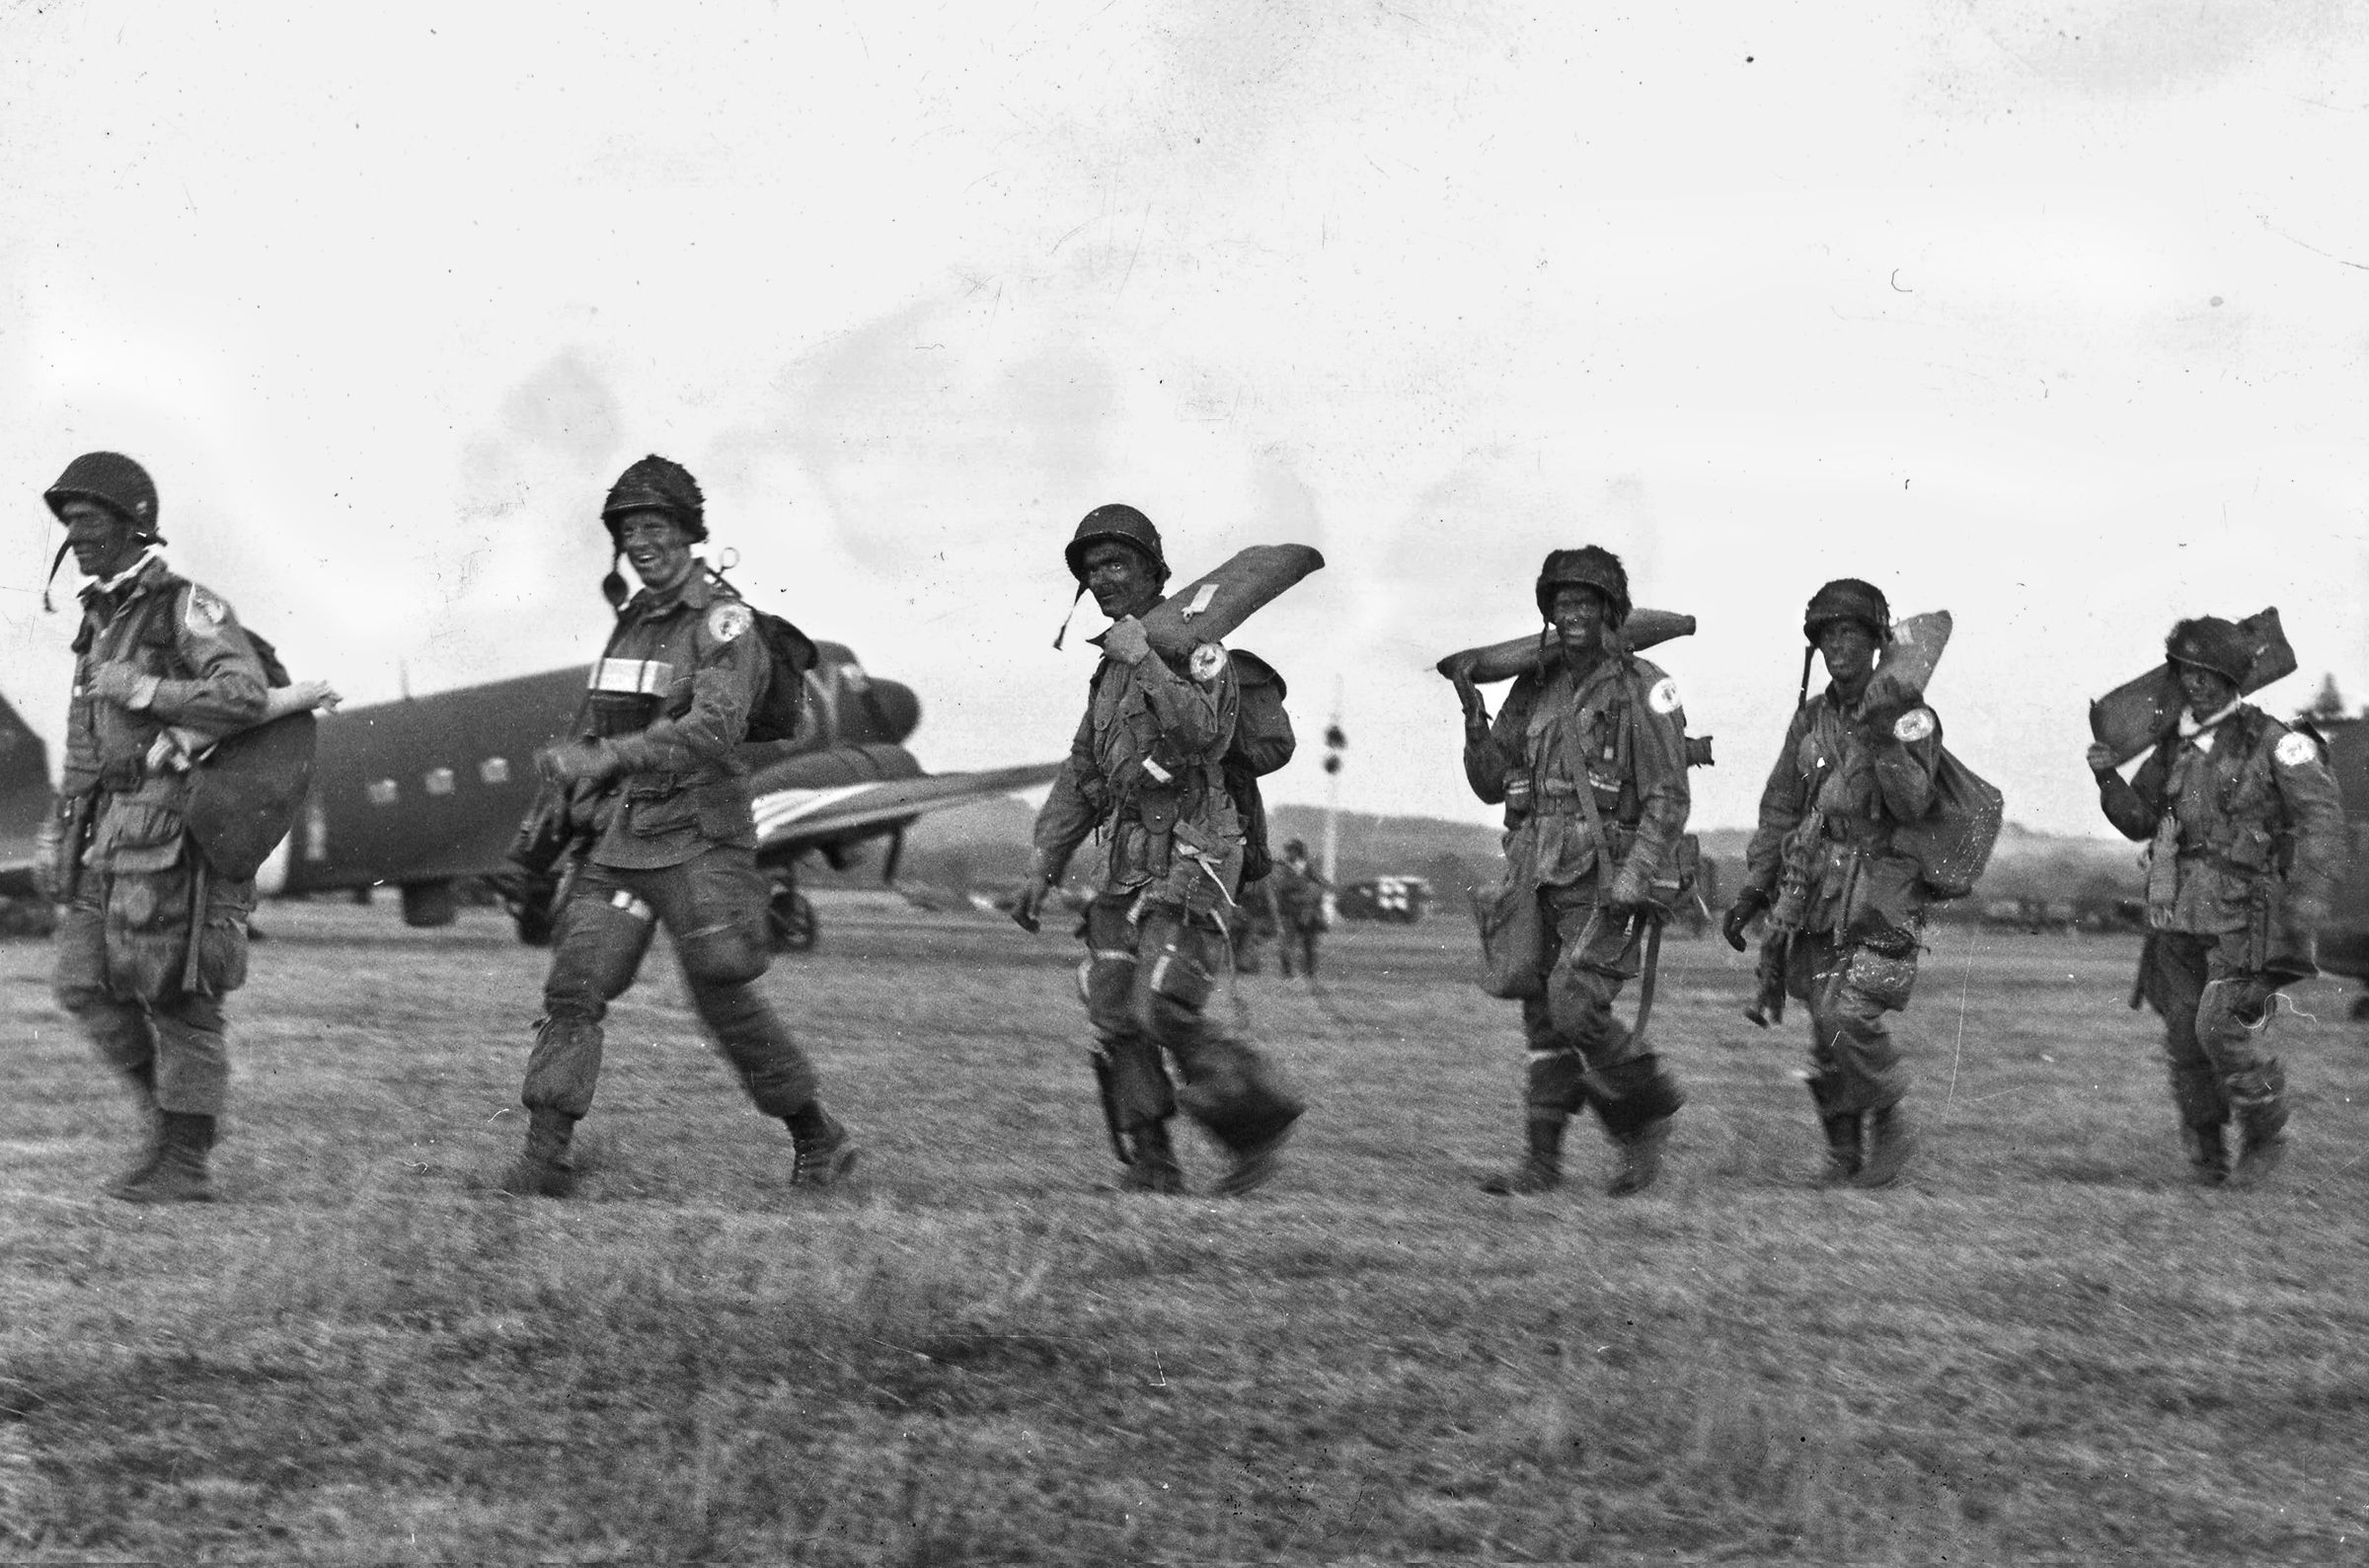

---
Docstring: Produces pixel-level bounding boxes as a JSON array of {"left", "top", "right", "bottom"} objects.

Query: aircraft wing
[{"left": 752, "top": 762, "right": 1061, "bottom": 852}]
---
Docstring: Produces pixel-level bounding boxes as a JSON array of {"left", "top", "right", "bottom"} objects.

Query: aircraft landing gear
[{"left": 768, "top": 882, "right": 817, "bottom": 953}]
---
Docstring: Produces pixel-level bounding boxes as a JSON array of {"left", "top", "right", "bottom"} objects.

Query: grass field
[{"left": 4, "top": 895, "right": 2369, "bottom": 1565}]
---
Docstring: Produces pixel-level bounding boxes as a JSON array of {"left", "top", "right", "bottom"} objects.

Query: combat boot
[
  {"left": 1805, "top": 1075, "right": 1861, "bottom": 1184},
  {"left": 113, "top": 1112, "right": 215, "bottom": 1205},
  {"left": 2227, "top": 1067, "right": 2288, "bottom": 1191},
  {"left": 1214, "top": 1125, "right": 1291, "bottom": 1198},
  {"left": 1607, "top": 1117, "right": 1671, "bottom": 1198},
  {"left": 787, "top": 1104, "right": 860, "bottom": 1188},
  {"left": 2180, "top": 1121, "right": 2230, "bottom": 1186},
  {"left": 104, "top": 1062, "right": 165, "bottom": 1199},
  {"left": 1119, "top": 1120, "right": 1185, "bottom": 1194},
  {"left": 1481, "top": 1117, "right": 1565, "bottom": 1196},
  {"left": 499, "top": 1109, "right": 577, "bottom": 1198},
  {"left": 1853, "top": 1101, "right": 1918, "bottom": 1189}
]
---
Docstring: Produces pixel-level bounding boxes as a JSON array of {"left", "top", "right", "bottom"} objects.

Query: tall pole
[{"left": 1321, "top": 677, "right": 1345, "bottom": 923}]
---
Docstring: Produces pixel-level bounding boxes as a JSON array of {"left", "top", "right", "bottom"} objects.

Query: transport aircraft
[{"left": 0, "top": 641, "right": 1058, "bottom": 950}]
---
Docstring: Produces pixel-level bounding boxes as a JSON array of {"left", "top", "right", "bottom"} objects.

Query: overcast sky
[{"left": 3, "top": 0, "right": 2364, "bottom": 837}]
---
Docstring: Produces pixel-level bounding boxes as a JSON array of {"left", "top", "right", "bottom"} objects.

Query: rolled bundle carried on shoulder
[
  {"left": 1434, "top": 607, "right": 1695, "bottom": 684},
  {"left": 2088, "top": 607, "right": 2295, "bottom": 769},
  {"left": 1863, "top": 609, "right": 1952, "bottom": 710},
  {"left": 1140, "top": 544, "right": 1326, "bottom": 659}
]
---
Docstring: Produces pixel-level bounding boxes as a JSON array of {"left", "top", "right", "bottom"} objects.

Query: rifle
[
  {"left": 1744, "top": 808, "right": 1822, "bottom": 1027},
  {"left": 50, "top": 792, "right": 98, "bottom": 905},
  {"left": 1087, "top": 1046, "right": 1131, "bottom": 1165}
]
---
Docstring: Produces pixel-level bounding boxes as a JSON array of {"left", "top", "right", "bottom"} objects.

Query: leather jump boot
[
  {"left": 1481, "top": 1116, "right": 1566, "bottom": 1196},
  {"left": 1120, "top": 1118, "right": 1185, "bottom": 1194},
  {"left": 1853, "top": 1100, "right": 1918, "bottom": 1189},
  {"left": 113, "top": 1111, "right": 216, "bottom": 1205},
  {"left": 104, "top": 1061, "right": 165, "bottom": 1199},
  {"left": 2181, "top": 1121, "right": 2230, "bottom": 1186},
  {"left": 2228, "top": 1072, "right": 2288, "bottom": 1191},
  {"left": 787, "top": 1102, "right": 861, "bottom": 1188},
  {"left": 1805, "top": 1075, "right": 1862, "bottom": 1184},
  {"left": 500, "top": 1109, "right": 578, "bottom": 1198}
]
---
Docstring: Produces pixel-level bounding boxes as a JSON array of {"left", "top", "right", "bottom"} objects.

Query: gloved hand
[
  {"left": 1721, "top": 889, "right": 1770, "bottom": 952},
  {"left": 2084, "top": 742, "right": 2118, "bottom": 777},
  {"left": 82, "top": 662, "right": 158, "bottom": 709},
  {"left": 1102, "top": 616, "right": 1153, "bottom": 666},
  {"left": 537, "top": 740, "right": 619, "bottom": 786},
  {"left": 2286, "top": 892, "right": 2331, "bottom": 934}
]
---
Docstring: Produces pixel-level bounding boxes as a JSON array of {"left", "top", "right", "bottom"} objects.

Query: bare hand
[
  {"left": 2085, "top": 743, "right": 2117, "bottom": 777},
  {"left": 1604, "top": 865, "right": 1649, "bottom": 914},
  {"left": 1102, "top": 616, "right": 1153, "bottom": 666},
  {"left": 2288, "top": 893, "right": 2331, "bottom": 933},
  {"left": 1451, "top": 668, "right": 1490, "bottom": 735},
  {"left": 1011, "top": 873, "right": 1051, "bottom": 933},
  {"left": 290, "top": 679, "right": 343, "bottom": 713},
  {"left": 82, "top": 662, "right": 155, "bottom": 708},
  {"left": 538, "top": 740, "right": 617, "bottom": 785}
]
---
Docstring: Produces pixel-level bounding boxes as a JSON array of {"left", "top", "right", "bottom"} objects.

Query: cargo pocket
[
  {"left": 628, "top": 789, "right": 701, "bottom": 839},
  {"left": 93, "top": 798, "right": 187, "bottom": 870},
  {"left": 193, "top": 913, "right": 251, "bottom": 995},
  {"left": 692, "top": 780, "right": 753, "bottom": 841}
]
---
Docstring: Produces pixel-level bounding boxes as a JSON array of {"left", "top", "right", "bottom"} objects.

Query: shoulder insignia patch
[
  {"left": 1892, "top": 707, "right": 1937, "bottom": 743},
  {"left": 2274, "top": 731, "right": 2318, "bottom": 768},
  {"left": 1646, "top": 676, "right": 1682, "bottom": 715},
  {"left": 1188, "top": 642, "right": 1227, "bottom": 685},
  {"left": 706, "top": 601, "right": 752, "bottom": 643},
  {"left": 184, "top": 585, "right": 229, "bottom": 632}
]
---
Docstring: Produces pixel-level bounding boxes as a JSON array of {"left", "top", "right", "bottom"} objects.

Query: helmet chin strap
[
  {"left": 1052, "top": 583, "right": 1086, "bottom": 649},
  {"left": 39, "top": 540, "right": 70, "bottom": 614}
]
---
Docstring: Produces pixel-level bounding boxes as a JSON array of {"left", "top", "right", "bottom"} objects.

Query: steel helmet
[
  {"left": 601, "top": 455, "right": 707, "bottom": 543},
  {"left": 1064, "top": 502, "right": 1168, "bottom": 586},
  {"left": 2166, "top": 617, "right": 2252, "bottom": 684},
  {"left": 1802, "top": 578, "right": 1890, "bottom": 643},
  {"left": 44, "top": 452, "right": 162, "bottom": 540},
  {"left": 1534, "top": 546, "right": 1631, "bottom": 626}
]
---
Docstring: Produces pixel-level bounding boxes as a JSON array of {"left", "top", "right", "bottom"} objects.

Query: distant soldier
[
  {"left": 502, "top": 455, "right": 858, "bottom": 1197},
  {"left": 40, "top": 453, "right": 270, "bottom": 1203},
  {"left": 1268, "top": 839, "right": 1329, "bottom": 979},
  {"left": 1453, "top": 546, "right": 1690, "bottom": 1197},
  {"left": 1015, "top": 503, "right": 1304, "bottom": 1196},
  {"left": 1724, "top": 579, "right": 1936, "bottom": 1188},
  {"left": 2086, "top": 617, "right": 2344, "bottom": 1186}
]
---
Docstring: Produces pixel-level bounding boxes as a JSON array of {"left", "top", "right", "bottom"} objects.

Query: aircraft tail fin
[{"left": 0, "top": 687, "right": 52, "bottom": 847}]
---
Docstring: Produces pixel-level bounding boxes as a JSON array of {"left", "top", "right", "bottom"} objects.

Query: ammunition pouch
[
  {"left": 1647, "top": 834, "right": 1700, "bottom": 911},
  {"left": 586, "top": 691, "right": 659, "bottom": 738},
  {"left": 1146, "top": 928, "right": 1214, "bottom": 1011}
]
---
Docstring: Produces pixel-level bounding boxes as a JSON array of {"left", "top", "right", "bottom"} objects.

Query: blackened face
[
  {"left": 615, "top": 509, "right": 696, "bottom": 594},
  {"left": 2177, "top": 663, "right": 2239, "bottom": 716},
  {"left": 1816, "top": 620, "right": 1879, "bottom": 690},
  {"left": 1548, "top": 585, "right": 1611, "bottom": 657},
  {"left": 1081, "top": 541, "right": 1161, "bottom": 621},
  {"left": 60, "top": 499, "right": 148, "bottom": 581}
]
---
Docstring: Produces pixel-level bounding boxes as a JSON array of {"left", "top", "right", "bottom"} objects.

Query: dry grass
[{"left": 4, "top": 898, "right": 2369, "bottom": 1564}]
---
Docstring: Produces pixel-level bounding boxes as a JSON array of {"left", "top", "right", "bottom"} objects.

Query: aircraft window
[
  {"left": 366, "top": 780, "right": 399, "bottom": 807},
  {"left": 424, "top": 768, "right": 456, "bottom": 796},
  {"left": 480, "top": 757, "right": 511, "bottom": 785}
]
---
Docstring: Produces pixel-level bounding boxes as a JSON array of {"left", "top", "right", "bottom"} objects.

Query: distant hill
[{"left": 821, "top": 789, "right": 2144, "bottom": 915}]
